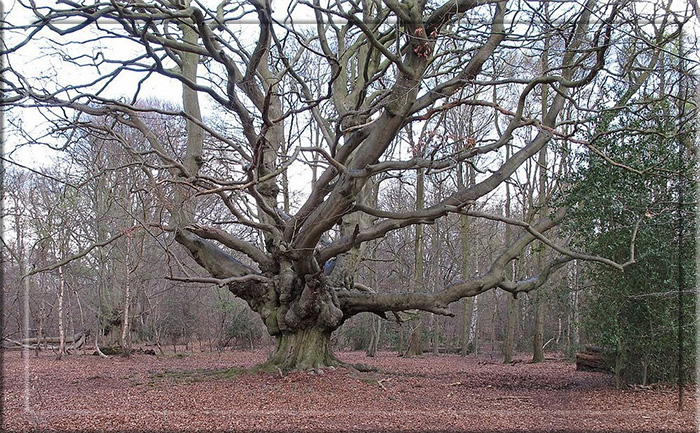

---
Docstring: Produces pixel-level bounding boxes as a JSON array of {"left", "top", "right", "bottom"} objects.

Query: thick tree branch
[
  {"left": 337, "top": 290, "right": 454, "bottom": 318},
  {"left": 174, "top": 229, "right": 256, "bottom": 279},
  {"left": 166, "top": 274, "right": 271, "bottom": 287},
  {"left": 498, "top": 256, "right": 572, "bottom": 295},
  {"left": 337, "top": 207, "right": 568, "bottom": 318},
  {"left": 184, "top": 225, "right": 273, "bottom": 270}
]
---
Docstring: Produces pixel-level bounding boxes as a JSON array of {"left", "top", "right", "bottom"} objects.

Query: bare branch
[
  {"left": 166, "top": 274, "right": 272, "bottom": 287},
  {"left": 24, "top": 228, "right": 136, "bottom": 278},
  {"left": 174, "top": 229, "right": 257, "bottom": 279}
]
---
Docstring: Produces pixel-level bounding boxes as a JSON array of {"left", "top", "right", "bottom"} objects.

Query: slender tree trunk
[
  {"left": 571, "top": 293, "right": 580, "bottom": 350},
  {"left": 532, "top": 21, "right": 550, "bottom": 363},
  {"left": 565, "top": 262, "right": 574, "bottom": 356},
  {"left": 503, "top": 294, "right": 518, "bottom": 363},
  {"left": 532, "top": 291, "right": 545, "bottom": 362},
  {"left": 458, "top": 162, "right": 475, "bottom": 356},
  {"left": 571, "top": 261, "right": 580, "bottom": 350},
  {"left": 375, "top": 318, "right": 381, "bottom": 354},
  {"left": 491, "top": 291, "right": 498, "bottom": 349},
  {"left": 468, "top": 295, "right": 479, "bottom": 354},
  {"left": 367, "top": 315, "right": 380, "bottom": 357},
  {"left": 461, "top": 299, "right": 472, "bottom": 355},
  {"left": 57, "top": 267, "right": 65, "bottom": 359},
  {"left": 615, "top": 338, "right": 626, "bottom": 388},
  {"left": 94, "top": 333, "right": 108, "bottom": 358},
  {"left": 432, "top": 221, "right": 443, "bottom": 356},
  {"left": 465, "top": 165, "right": 479, "bottom": 355},
  {"left": 406, "top": 318, "right": 423, "bottom": 357},
  {"left": 502, "top": 148, "right": 518, "bottom": 363},
  {"left": 67, "top": 285, "right": 76, "bottom": 345},
  {"left": 432, "top": 315, "right": 439, "bottom": 355},
  {"left": 532, "top": 144, "right": 548, "bottom": 362},
  {"left": 282, "top": 142, "right": 290, "bottom": 214},
  {"left": 366, "top": 246, "right": 380, "bottom": 358},
  {"left": 556, "top": 318, "right": 562, "bottom": 345},
  {"left": 121, "top": 235, "right": 131, "bottom": 355},
  {"left": 36, "top": 276, "right": 45, "bottom": 357},
  {"left": 406, "top": 167, "right": 425, "bottom": 357},
  {"left": 20, "top": 256, "right": 30, "bottom": 360},
  {"left": 311, "top": 128, "right": 319, "bottom": 188}
]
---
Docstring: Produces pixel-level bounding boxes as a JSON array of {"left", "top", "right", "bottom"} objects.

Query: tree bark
[
  {"left": 432, "top": 315, "right": 439, "bottom": 355},
  {"left": 458, "top": 161, "right": 474, "bottom": 356},
  {"left": 571, "top": 261, "right": 580, "bottom": 350},
  {"left": 576, "top": 346, "right": 616, "bottom": 373},
  {"left": 57, "top": 266, "right": 66, "bottom": 359},
  {"left": 405, "top": 318, "right": 424, "bottom": 357},
  {"left": 503, "top": 142, "right": 518, "bottom": 364},
  {"left": 366, "top": 244, "right": 380, "bottom": 358},
  {"left": 468, "top": 295, "right": 479, "bottom": 354},
  {"left": 366, "top": 315, "right": 381, "bottom": 357},
  {"left": 532, "top": 290, "right": 545, "bottom": 362},
  {"left": 532, "top": 17, "right": 550, "bottom": 363},
  {"left": 37, "top": 274, "right": 45, "bottom": 357},
  {"left": 405, "top": 166, "right": 426, "bottom": 357},
  {"left": 264, "top": 327, "right": 339, "bottom": 371},
  {"left": 503, "top": 294, "right": 518, "bottom": 363},
  {"left": 461, "top": 298, "right": 472, "bottom": 356},
  {"left": 121, "top": 235, "right": 132, "bottom": 356},
  {"left": 465, "top": 164, "right": 479, "bottom": 355}
]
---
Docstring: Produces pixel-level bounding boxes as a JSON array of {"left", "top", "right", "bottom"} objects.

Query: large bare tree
[{"left": 1, "top": 0, "right": 692, "bottom": 369}]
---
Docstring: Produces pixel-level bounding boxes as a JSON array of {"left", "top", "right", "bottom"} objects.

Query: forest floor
[{"left": 2, "top": 347, "right": 695, "bottom": 432}]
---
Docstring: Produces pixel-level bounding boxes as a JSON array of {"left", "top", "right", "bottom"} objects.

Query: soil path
[{"left": 2, "top": 349, "right": 695, "bottom": 432}]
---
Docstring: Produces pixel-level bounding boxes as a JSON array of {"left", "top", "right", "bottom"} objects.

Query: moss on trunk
[{"left": 264, "top": 327, "right": 339, "bottom": 371}]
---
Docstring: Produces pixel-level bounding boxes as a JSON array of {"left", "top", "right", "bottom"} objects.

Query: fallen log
[
  {"left": 92, "top": 347, "right": 157, "bottom": 356},
  {"left": 4, "top": 331, "right": 89, "bottom": 351},
  {"left": 576, "top": 347, "right": 616, "bottom": 373},
  {"left": 20, "top": 330, "right": 90, "bottom": 346}
]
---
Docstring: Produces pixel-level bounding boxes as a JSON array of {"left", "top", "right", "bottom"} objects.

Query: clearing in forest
[{"left": 2, "top": 349, "right": 695, "bottom": 432}]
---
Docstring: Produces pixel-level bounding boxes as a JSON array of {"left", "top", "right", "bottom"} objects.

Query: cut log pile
[{"left": 575, "top": 345, "right": 616, "bottom": 373}]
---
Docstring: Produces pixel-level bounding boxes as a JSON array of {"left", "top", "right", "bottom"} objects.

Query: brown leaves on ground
[{"left": 2, "top": 349, "right": 695, "bottom": 432}]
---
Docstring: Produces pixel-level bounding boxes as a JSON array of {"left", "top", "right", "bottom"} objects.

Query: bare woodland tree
[{"left": 1, "top": 0, "right": 694, "bottom": 370}]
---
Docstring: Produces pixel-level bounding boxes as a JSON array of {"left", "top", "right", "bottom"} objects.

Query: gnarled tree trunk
[{"left": 265, "top": 327, "right": 338, "bottom": 371}]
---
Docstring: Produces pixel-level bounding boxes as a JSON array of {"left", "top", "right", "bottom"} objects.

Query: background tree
[{"left": 563, "top": 100, "right": 696, "bottom": 385}]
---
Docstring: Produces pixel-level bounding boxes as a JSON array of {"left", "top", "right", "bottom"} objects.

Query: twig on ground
[{"left": 377, "top": 378, "right": 392, "bottom": 390}]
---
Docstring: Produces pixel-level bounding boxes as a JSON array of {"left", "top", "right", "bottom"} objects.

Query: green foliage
[{"left": 561, "top": 99, "right": 696, "bottom": 385}]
